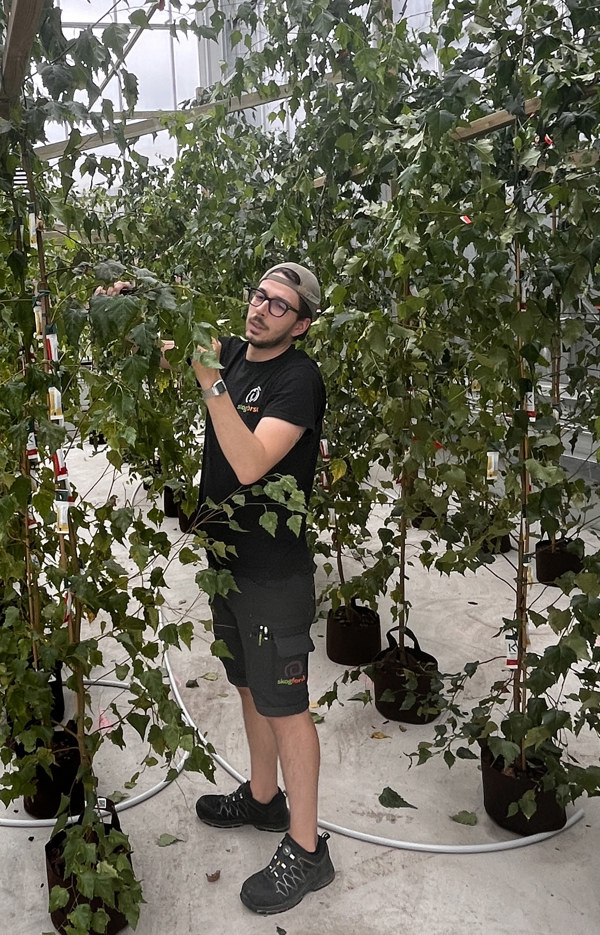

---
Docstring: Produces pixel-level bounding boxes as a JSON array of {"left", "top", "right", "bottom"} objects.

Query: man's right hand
[
  {"left": 160, "top": 340, "right": 175, "bottom": 370},
  {"left": 94, "top": 280, "right": 135, "bottom": 296}
]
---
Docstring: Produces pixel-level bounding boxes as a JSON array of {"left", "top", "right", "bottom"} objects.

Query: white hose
[
  {"left": 0, "top": 677, "right": 190, "bottom": 829},
  {"left": 2, "top": 477, "right": 585, "bottom": 850},
  {"left": 161, "top": 646, "right": 585, "bottom": 854},
  {"left": 1, "top": 649, "right": 585, "bottom": 850}
]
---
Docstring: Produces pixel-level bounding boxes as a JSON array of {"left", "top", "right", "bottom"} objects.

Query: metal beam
[{"left": 0, "top": 0, "right": 45, "bottom": 116}]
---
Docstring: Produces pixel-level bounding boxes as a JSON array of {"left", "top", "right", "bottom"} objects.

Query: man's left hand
[{"left": 191, "top": 338, "right": 222, "bottom": 390}]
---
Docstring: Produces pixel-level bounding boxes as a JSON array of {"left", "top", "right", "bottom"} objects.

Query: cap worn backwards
[{"left": 260, "top": 262, "right": 321, "bottom": 319}]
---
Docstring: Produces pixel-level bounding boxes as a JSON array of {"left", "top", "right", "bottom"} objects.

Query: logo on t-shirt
[{"left": 237, "top": 385, "right": 262, "bottom": 414}]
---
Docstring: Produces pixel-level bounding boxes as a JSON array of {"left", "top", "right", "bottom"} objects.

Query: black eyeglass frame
[{"left": 244, "top": 284, "right": 302, "bottom": 319}]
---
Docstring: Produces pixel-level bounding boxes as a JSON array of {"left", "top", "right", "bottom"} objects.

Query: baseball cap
[{"left": 260, "top": 262, "right": 321, "bottom": 318}]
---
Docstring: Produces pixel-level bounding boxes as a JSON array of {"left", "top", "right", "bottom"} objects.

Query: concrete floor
[{"left": 2, "top": 443, "right": 599, "bottom": 935}]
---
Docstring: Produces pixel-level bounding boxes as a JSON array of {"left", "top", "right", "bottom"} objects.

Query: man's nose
[{"left": 254, "top": 296, "right": 269, "bottom": 315}]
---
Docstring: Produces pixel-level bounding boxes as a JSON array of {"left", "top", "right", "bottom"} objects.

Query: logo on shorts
[{"left": 277, "top": 660, "right": 306, "bottom": 686}]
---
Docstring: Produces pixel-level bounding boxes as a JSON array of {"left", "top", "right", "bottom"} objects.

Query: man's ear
[{"left": 292, "top": 317, "right": 311, "bottom": 339}]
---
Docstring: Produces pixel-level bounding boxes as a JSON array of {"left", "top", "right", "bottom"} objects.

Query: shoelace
[
  {"left": 220, "top": 787, "right": 249, "bottom": 816},
  {"left": 266, "top": 845, "right": 309, "bottom": 897},
  {"left": 268, "top": 845, "right": 299, "bottom": 877}
]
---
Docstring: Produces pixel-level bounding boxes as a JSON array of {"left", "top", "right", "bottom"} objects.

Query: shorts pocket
[{"left": 273, "top": 627, "right": 315, "bottom": 659}]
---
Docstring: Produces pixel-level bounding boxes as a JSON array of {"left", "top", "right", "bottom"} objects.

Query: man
[{"left": 191, "top": 262, "right": 334, "bottom": 915}]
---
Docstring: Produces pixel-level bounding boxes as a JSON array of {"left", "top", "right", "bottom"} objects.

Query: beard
[
  {"left": 246, "top": 332, "right": 287, "bottom": 349},
  {"left": 245, "top": 319, "right": 290, "bottom": 349}
]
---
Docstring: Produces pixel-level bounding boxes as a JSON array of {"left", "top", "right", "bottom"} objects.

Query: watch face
[{"left": 203, "top": 379, "right": 226, "bottom": 399}]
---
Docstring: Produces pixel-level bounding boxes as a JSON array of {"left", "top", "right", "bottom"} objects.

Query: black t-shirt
[{"left": 198, "top": 337, "right": 326, "bottom": 580}]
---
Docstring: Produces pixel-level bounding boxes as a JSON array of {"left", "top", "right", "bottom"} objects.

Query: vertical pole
[{"left": 514, "top": 234, "right": 529, "bottom": 772}]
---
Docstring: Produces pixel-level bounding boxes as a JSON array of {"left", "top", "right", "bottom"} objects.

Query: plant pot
[
  {"left": 177, "top": 501, "right": 200, "bottom": 533},
  {"left": 480, "top": 743, "right": 566, "bottom": 836},
  {"left": 326, "top": 598, "right": 381, "bottom": 666},
  {"left": 481, "top": 532, "right": 512, "bottom": 554},
  {"left": 535, "top": 538, "right": 583, "bottom": 585},
  {"left": 371, "top": 626, "right": 441, "bottom": 724},
  {"left": 45, "top": 798, "right": 132, "bottom": 935},
  {"left": 23, "top": 723, "right": 84, "bottom": 819},
  {"left": 411, "top": 506, "right": 438, "bottom": 530},
  {"left": 48, "top": 661, "right": 65, "bottom": 725},
  {"left": 163, "top": 485, "right": 178, "bottom": 518},
  {"left": 25, "top": 658, "right": 65, "bottom": 725},
  {"left": 88, "top": 431, "right": 106, "bottom": 448}
]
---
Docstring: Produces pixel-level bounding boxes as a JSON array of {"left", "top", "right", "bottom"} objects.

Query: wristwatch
[{"left": 201, "top": 378, "right": 227, "bottom": 400}]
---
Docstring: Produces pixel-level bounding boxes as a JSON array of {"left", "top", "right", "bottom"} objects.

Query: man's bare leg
[
  {"left": 238, "top": 689, "right": 319, "bottom": 850},
  {"left": 268, "top": 709, "right": 320, "bottom": 852},
  {"left": 238, "top": 686, "right": 280, "bottom": 803}
]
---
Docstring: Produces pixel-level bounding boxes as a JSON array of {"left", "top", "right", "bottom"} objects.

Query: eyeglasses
[{"left": 244, "top": 285, "right": 299, "bottom": 319}]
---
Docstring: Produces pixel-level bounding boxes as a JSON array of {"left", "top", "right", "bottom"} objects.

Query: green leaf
[
  {"left": 129, "top": 9, "right": 149, "bottom": 27},
  {"left": 48, "top": 885, "right": 71, "bottom": 911},
  {"left": 157, "top": 833, "right": 182, "bottom": 847},
  {"left": 451, "top": 810, "right": 478, "bottom": 826},
  {"left": 94, "top": 259, "right": 126, "bottom": 282},
  {"left": 456, "top": 746, "right": 478, "bottom": 760},
  {"left": 378, "top": 787, "right": 417, "bottom": 809},
  {"left": 211, "top": 639, "right": 234, "bottom": 660},
  {"left": 128, "top": 713, "right": 149, "bottom": 741},
  {"left": 259, "top": 511, "right": 278, "bottom": 537},
  {"left": 335, "top": 132, "right": 355, "bottom": 152}
]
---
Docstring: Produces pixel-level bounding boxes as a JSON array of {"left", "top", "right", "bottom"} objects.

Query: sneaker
[
  {"left": 195, "top": 780, "right": 289, "bottom": 831},
  {"left": 240, "top": 832, "right": 335, "bottom": 914}
]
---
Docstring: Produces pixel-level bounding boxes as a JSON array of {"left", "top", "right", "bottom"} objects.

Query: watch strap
[{"left": 201, "top": 378, "right": 227, "bottom": 400}]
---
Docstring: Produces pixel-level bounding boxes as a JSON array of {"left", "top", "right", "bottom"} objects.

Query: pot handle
[
  {"left": 384, "top": 626, "right": 422, "bottom": 652},
  {"left": 96, "top": 796, "right": 121, "bottom": 831},
  {"left": 75, "top": 796, "right": 121, "bottom": 831}
]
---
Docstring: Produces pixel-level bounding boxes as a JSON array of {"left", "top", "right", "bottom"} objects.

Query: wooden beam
[
  {"left": 0, "top": 0, "right": 45, "bottom": 116},
  {"left": 451, "top": 97, "right": 541, "bottom": 141},
  {"left": 35, "top": 74, "right": 343, "bottom": 161},
  {"left": 35, "top": 91, "right": 287, "bottom": 160}
]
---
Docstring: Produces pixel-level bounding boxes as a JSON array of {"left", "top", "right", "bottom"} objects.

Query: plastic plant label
[
  {"left": 320, "top": 470, "right": 329, "bottom": 490},
  {"left": 33, "top": 302, "right": 43, "bottom": 336},
  {"left": 486, "top": 451, "right": 499, "bottom": 480},
  {"left": 525, "top": 390, "right": 536, "bottom": 421},
  {"left": 319, "top": 438, "right": 330, "bottom": 461},
  {"left": 63, "top": 590, "right": 72, "bottom": 624},
  {"left": 45, "top": 328, "right": 59, "bottom": 362},
  {"left": 328, "top": 508, "right": 336, "bottom": 528},
  {"left": 55, "top": 489, "right": 70, "bottom": 534},
  {"left": 28, "top": 203, "right": 37, "bottom": 250},
  {"left": 52, "top": 448, "right": 68, "bottom": 479},
  {"left": 48, "top": 387, "right": 64, "bottom": 423},
  {"left": 505, "top": 632, "right": 518, "bottom": 667},
  {"left": 27, "top": 506, "right": 39, "bottom": 530},
  {"left": 26, "top": 431, "right": 39, "bottom": 462}
]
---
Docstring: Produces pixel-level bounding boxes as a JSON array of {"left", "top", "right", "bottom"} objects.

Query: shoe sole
[{"left": 240, "top": 869, "right": 335, "bottom": 915}]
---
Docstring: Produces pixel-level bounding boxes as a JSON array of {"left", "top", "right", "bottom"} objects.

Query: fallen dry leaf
[
  {"left": 371, "top": 731, "right": 390, "bottom": 740},
  {"left": 205, "top": 870, "right": 221, "bottom": 883}
]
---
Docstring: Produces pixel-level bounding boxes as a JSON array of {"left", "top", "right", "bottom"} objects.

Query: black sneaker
[
  {"left": 240, "top": 832, "right": 335, "bottom": 914},
  {"left": 195, "top": 781, "right": 289, "bottom": 831}
]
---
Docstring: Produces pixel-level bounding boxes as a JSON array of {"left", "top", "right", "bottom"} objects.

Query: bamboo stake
[{"left": 514, "top": 234, "right": 530, "bottom": 773}]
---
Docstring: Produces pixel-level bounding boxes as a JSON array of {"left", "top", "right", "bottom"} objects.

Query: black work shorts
[{"left": 211, "top": 573, "right": 316, "bottom": 718}]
